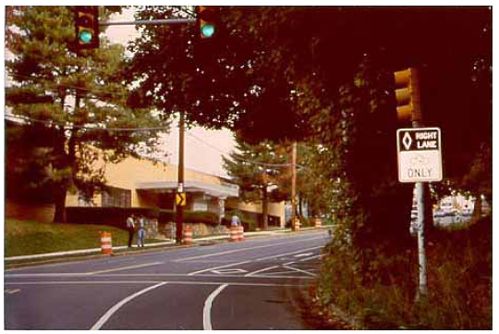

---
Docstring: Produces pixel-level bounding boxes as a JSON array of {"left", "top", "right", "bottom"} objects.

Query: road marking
[
  {"left": 87, "top": 262, "right": 163, "bottom": 275},
  {"left": 6, "top": 280, "right": 305, "bottom": 287},
  {"left": 5, "top": 288, "right": 20, "bottom": 294},
  {"left": 188, "top": 260, "right": 251, "bottom": 276},
  {"left": 211, "top": 268, "right": 247, "bottom": 275},
  {"left": 187, "top": 245, "right": 323, "bottom": 276},
  {"left": 283, "top": 265, "right": 316, "bottom": 277},
  {"left": 298, "top": 255, "right": 322, "bottom": 262},
  {"left": 90, "top": 282, "right": 167, "bottom": 330},
  {"left": 175, "top": 236, "right": 325, "bottom": 262},
  {"left": 203, "top": 284, "right": 228, "bottom": 330},
  {"left": 245, "top": 266, "right": 279, "bottom": 277},
  {"left": 294, "top": 252, "right": 313, "bottom": 258}
]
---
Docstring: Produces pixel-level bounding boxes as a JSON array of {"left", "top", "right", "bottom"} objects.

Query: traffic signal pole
[
  {"left": 394, "top": 68, "right": 427, "bottom": 300},
  {"left": 409, "top": 69, "right": 428, "bottom": 300},
  {"left": 95, "top": 11, "right": 214, "bottom": 244}
]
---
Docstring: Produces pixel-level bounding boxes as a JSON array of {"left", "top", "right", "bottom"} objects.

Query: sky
[{"left": 106, "top": 8, "right": 236, "bottom": 178}]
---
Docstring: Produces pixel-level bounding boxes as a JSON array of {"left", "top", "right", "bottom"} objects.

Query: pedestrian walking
[
  {"left": 126, "top": 214, "right": 135, "bottom": 248},
  {"left": 137, "top": 216, "right": 146, "bottom": 248},
  {"left": 231, "top": 214, "right": 241, "bottom": 227}
]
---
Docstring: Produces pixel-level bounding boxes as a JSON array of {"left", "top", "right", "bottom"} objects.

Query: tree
[
  {"left": 6, "top": 6, "right": 164, "bottom": 223},
  {"left": 128, "top": 5, "right": 491, "bottom": 250},
  {"left": 223, "top": 137, "right": 289, "bottom": 230}
]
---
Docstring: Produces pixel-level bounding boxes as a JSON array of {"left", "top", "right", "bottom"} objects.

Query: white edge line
[
  {"left": 90, "top": 282, "right": 167, "bottom": 330},
  {"left": 88, "top": 262, "right": 163, "bottom": 275},
  {"left": 203, "top": 284, "right": 228, "bottom": 330}
]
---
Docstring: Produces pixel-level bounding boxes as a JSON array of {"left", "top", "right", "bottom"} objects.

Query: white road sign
[{"left": 397, "top": 127, "right": 443, "bottom": 183}]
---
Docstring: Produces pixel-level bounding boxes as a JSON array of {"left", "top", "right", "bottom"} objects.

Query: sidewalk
[{"left": 5, "top": 227, "right": 328, "bottom": 263}]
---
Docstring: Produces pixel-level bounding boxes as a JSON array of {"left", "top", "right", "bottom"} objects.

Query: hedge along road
[{"left": 5, "top": 230, "right": 330, "bottom": 330}]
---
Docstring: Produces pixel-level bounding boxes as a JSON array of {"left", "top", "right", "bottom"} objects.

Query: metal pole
[
  {"left": 411, "top": 68, "right": 427, "bottom": 299},
  {"left": 414, "top": 180, "right": 428, "bottom": 299},
  {"left": 175, "top": 111, "right": 185, "bottom": 244},
  {"left": 291, "top": 142, "right": 298, "bottom": 231}
]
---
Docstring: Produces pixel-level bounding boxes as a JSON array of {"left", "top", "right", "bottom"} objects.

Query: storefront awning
[{"left": 135, "top": 180, "right": 239, "bottom": 198}]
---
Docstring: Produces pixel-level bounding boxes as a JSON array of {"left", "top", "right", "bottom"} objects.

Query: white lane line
[
  {"left": 187, "top": 245, "right": 323, "bottom": 276},
  {"left": 245, "top": 265, "right": 279, "bottom": 277},
  {"left": 294, "top": 252, "right": 313, "bottom": 258},
  {"left": 6, "top": 280, "right": 304, "bottom": 287},
  {"left": 175, "top": 236, "right": 325, "bottom": 262},
  {"left": 203, "top": 284, "right": 228, "bottom": 330},
  {"left": 87, "top": 262, "right": 163, "bottom": 275},
  {"left": 5, "top": 288, "right": 21, "bottom": 294},
  {"left": 299, "top": 255, "right": 322, "bottom": 262},
  {"left": 6, "top": 262, "right": 163, "bottom": 278},
  {"left": 90, "top": 282, "right": 167, "bottom": 330}
]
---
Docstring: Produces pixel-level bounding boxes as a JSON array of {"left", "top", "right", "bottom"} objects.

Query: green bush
[
  {"left": 66, "top": 207, "right": 159, "bottom": 230},
  {"left": 159, "top": 209, "right": 220, "bottom": 225},
  {"left": 316, "top": 216, "right": 492, "bottom": 329}
]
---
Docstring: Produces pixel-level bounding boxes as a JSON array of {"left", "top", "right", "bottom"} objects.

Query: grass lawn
[{"left": 5, "top": 219, "right": 134, "bottom": 257}]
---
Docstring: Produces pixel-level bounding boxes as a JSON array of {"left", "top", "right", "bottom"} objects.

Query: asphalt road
[{"left": 5, "top": 230, "right": 331, "bottom": 330}]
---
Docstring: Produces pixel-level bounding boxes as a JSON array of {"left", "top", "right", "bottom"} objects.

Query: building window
[{"left": 102, "top": 186, "right": 131, "bottom": 208}]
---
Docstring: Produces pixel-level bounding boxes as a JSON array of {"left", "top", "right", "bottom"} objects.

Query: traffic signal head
[
  {"left": 197, "top": 6, "right": 217, "bottom": 39},
  {"left": 74, "top": 6, "right": 99, "bottom": 50},
  {"left": 394, "top": 68, "right": 421, "bottom": 122}
]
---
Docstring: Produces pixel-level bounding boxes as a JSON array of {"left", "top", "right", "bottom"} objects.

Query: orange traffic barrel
[
  {"left": 230, "top": 226, "right": 239, "bottom": 242},
  {"left": 238, "top": 225, "right": 245, "bottom": 241},
  {"left": 100, "top": 231, "right": 112, "bottom": 255},
  {"left": 183, "top": 225, "right": 193, "bottom": 245}
]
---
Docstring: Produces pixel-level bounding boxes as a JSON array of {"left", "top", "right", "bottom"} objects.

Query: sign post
[{"left": 397, "top": 126, "right": 442, "bottom": 300}]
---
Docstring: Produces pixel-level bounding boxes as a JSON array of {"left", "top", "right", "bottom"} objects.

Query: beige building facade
[{"left": 66, "top": 155, "right": 286, "bottom": 227}]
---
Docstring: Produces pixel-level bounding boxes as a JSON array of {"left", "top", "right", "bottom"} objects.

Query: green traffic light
[
  {"left": 201, "top": 24, "right": 215, "bottom": 38},
  {"left": 79, "top": 30, "right": 93, "bottom": 44}
]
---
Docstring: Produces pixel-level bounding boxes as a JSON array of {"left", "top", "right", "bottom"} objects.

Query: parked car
[{"left": 433, "top": 209, "right": 445, "bottom": 218}]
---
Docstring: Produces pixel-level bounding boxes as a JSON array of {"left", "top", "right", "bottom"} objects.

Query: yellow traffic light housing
[
  {"left": 74, "top": 6, "right": 99, "bottom": 51},
  {"left": 394, "top": 68, "right": 421, "bottom": 122}
]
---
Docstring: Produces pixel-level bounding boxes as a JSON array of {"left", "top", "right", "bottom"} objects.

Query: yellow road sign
[{"left": 175, "top": 192, "right": 186, "bottom": 206}]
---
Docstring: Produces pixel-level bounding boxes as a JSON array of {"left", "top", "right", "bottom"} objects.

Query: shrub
[
  {"left": 316, "top": 216, "right": 492, "bottom": 329},
  {"left": 66, "top": 207, "right": 159, "bottom": 230}
]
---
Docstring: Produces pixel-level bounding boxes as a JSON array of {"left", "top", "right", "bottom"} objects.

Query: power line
[
  {"left": 5, "top": 113, "right": 168, "bottom": 132},
  {"left": 187, "top": 131, "right": 295, "bottom": 169}
]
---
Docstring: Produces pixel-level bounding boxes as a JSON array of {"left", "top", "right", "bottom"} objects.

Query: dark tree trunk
[{"left": 53, "top": 185, "right": 67, "bottom": 223}]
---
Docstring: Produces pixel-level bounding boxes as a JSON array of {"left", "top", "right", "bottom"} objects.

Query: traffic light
[
  {"left": 197, "top": 6, "right": 216, "bottom": 39},
  {"left": 74, "top": 6, "right": 99, "bottom": 50},
  {"left": 393, "top": 68, "right": 421, "bottom": 122}
]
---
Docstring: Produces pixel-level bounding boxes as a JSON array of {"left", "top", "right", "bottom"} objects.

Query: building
[{"left": 65, "top": 155, "right": 286, "bottom": 227}]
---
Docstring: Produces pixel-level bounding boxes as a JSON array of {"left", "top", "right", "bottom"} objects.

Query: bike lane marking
[
  {"left": 90, "top": 282, "right": 167, "bottom": 330},
  {"left": 203, "top": 284, "right": 229, "bottom": 330},
  {"left": 188, "top": 245, "right": 323, "bottom": 276}
]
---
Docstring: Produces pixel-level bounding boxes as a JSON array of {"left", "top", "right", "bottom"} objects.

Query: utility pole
[
  {"left": 175, "top": 111, "right": 185, "bottom": 244},
  {"left": 291, "top": 142, "right": 299, "bottom": 231}
]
